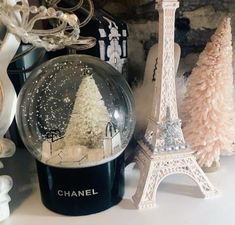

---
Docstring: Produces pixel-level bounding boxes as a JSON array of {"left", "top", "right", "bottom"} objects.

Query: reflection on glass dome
[{"left": 16, "top": 55, "right": 135, "bottom": 168}]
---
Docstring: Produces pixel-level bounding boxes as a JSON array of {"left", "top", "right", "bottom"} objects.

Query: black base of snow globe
[{"left": 36, "top": 152, "right": 125, "bottom": 216}]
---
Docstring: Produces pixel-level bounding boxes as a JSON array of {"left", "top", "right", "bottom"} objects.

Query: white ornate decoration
[
  {"left": 0, "top": 175, "right": 13, "bottom": 221},
  {"left": 45, "top": 0, "right": 94, "bottom": 28},
  {"left": 0, "top": 0, "right": 18, "bottom": 220},
  {"left": 103, "top": 16, "right": 126, "bottom": 73},
  {"left": 132, "top": 0, "right": 218, "bottom": 209},
  {"left": 0, "top": 0, "right": 96, "bottom": 51}
]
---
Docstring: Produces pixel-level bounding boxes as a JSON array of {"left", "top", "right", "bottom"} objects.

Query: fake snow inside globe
[{"left": 16, "top": 54, "right": 135, "bottom": 168}]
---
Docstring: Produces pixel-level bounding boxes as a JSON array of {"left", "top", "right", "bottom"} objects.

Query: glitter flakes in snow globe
[{"left": 16, "top": 54, "right": 135, "bottom": 168}]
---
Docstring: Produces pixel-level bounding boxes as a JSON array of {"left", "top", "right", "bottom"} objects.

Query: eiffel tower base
[{"left": 132, "top": 146, "right": 218, "bottom": 210}]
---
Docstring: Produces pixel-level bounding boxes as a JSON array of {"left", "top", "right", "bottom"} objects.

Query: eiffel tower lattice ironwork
[{"left": 132, "top": 0, "right": 218, "bottom": 209}]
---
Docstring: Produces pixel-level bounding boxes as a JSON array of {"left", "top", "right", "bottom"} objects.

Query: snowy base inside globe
[
  {"left": 36, "top": 152, "right": 125, "bottom": 216},
  {"left": 41, "top": 130, "right": 122, "bottom": 168}
]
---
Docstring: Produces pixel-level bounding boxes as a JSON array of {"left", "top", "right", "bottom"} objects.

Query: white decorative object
[
  {"left": 103, "top": 122, "right": 122, "bottom": 156},
  {"left": 0, "top": 0, "right": 96, "bottom": 51},
  {"left": 104, "top": 17, "right": 123, "bottom": 73},
  {"left": 98, "top": 16, "right": 127, "bottom": 74},
  {"left": 0, "top": 0, "right": 19, "bottom": 219},
  {"left": 132, "top": 0, "right": 218, "bottom": 210},
  {"left": 0, "top": 175, "right": 13, "bottom": 222},
  {"left": 0, "top": 0, "right": 21, "bottom": 221},
  {"left": 0, "top": 1, "right": 20, "bottom": 140},
  {"left": 0, "top": 149, "right": 14, "bottom": 222},
  {"left": 98, "top": 40, "right": 106, "bottom": 60},
  {"left": 44, "top": 0, "right": 94, "bottom": 29}
]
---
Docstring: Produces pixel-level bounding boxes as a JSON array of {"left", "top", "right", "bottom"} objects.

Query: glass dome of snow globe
[
  {"left": 17, "top": 54, "right": 135, "bottom": 168},
  {"left": 16, "top": 54, "right": 135, "bottom": 215}
]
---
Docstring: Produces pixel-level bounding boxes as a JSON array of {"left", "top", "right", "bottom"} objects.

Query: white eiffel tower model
[{"left": 132, "top": 0, "right": 218, "bottom": 209}]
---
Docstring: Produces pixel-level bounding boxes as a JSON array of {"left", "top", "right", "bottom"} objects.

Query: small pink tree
[{"left": 182, "top": 17, "right": 235, "bottom": 169}]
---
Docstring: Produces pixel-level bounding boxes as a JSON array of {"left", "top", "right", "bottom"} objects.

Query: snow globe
[{"left": 16, "top": 54, "right": 135, "bottom": 215}]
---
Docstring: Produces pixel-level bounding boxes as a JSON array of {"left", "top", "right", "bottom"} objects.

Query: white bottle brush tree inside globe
[{"left": 64, "top": 68, "right": 110, "bottom": 149}]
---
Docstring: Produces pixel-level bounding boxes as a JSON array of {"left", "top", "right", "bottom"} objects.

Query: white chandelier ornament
[
  {"left": 45, "top": 0, "right": 94, "bottom": 28},
  {"left": 43, "top": 0, "right": 95, "bottom": 51},
  {"left": 0, "top": 0, "right": 96, "bottom": 51}
]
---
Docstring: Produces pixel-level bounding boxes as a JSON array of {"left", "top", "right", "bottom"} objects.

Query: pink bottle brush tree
[{"left": 182, "top": 17, "right": 235, "bottom": 170}]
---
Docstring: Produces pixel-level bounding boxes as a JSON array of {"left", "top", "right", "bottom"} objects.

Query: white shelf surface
[{"left": 1, "top": 149, "right": 235, "bottom": 225}]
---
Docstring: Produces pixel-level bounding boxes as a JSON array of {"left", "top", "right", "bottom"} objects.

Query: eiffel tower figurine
[{"left": 132, "top": 0, "right": 218, "bottom": 209}]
